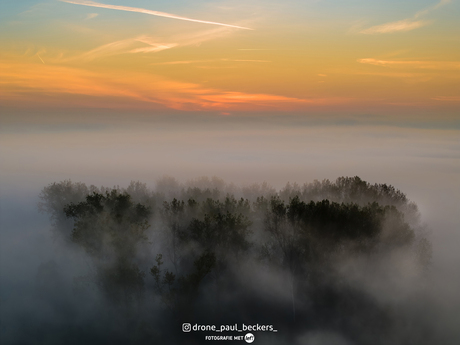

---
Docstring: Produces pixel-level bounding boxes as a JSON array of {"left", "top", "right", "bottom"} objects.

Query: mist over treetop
[
  {"left": 30, "top": 176, "right": 434, "bottom": 344},
  {"left": 39, "top": 175, "right": 419, "bottom": 211}
]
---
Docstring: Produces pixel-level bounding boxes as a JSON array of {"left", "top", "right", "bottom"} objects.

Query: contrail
[
  {"left": 59, "top": 0, "right": 252, "bottom": 30},
  {"left": 37, "top": 54, "right": 45, "bottom": 64}
]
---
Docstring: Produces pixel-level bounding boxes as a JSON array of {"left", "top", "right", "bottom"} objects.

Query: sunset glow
[{"left": 1, "top": 0, "right": 458, "bottom": 119}]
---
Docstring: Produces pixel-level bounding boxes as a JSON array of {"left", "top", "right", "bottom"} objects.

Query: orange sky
[{"left": 0, "top": 0, "right": 459, "bottom": 121}]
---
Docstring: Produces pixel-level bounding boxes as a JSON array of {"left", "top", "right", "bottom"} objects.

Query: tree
[
  {"left": 150, "top": 251, "right": 216, "bottom": 313},
  {"left": 38, "top": 180, "right": 93, "bottom": 241},
  {"left": 259, "top": 195, "right": 420, "bottom": 322},
  {"left": 160, "top": 198, "right": 190, "bottom": 274},
  {"left": 152, "top": 196, "right": 252, "bottom": 314},
  {"left": 37, "top": 177, "right": 433, "bottom": 345},
  {"left": 64, "top": 189, "right": 151, "bottom": 303}
]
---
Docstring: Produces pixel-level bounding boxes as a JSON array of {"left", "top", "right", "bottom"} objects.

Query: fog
[{"left": 1, "top": 118, "right": 459, "bottom": 344}]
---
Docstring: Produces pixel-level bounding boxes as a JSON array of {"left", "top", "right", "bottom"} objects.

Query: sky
[{"left": 0, "top": 0, "right": 459, "bottom": 121}]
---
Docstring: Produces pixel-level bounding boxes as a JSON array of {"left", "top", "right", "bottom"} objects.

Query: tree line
[{"left": 37, "top": 176, "right": 432, "bottom": 344}]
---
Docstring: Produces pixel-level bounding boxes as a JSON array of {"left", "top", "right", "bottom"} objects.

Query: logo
[
  {"left": 245, "top": 333, "right": 255, "bottom": 343},
  {"left": 182, "top": 323, "right": 192, "bottom": 332}
]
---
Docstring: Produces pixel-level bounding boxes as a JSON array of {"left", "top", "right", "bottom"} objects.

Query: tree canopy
[{"left": 37, "top": 176, "right": 432, "bottom": 345}]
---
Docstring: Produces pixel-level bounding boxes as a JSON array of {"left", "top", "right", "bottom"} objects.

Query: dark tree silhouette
[
  {"left": 64, "top": 190, "right": 151, "bottom": 304},
  {"left": 258, "top": 195, "right": 420, "bottom": 324},
  {"left": 36, "top": 177, "right": 433, "bottom": 345}
]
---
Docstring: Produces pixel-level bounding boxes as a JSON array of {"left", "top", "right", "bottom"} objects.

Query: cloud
[
  {"left": 129, "top": 36, "right": 177, "bottom": 54},
  {"left": 151, "top": 60, "right": 213, "bottom": 65},
  {"left": 359, "top": 20, "right": 430, "bottom": 34},
  {"left": 237, "top": 49, "right": 302, "bottom": 51},
  {"left": 414, "top": 0, "right": 452, "bottom": 18},
  {"left": 36, "top": 54, "right": 45, "bottom": 64},
  {"left": 59, "top": 0, "right": 252, "bottom": 30},
  {"left": 43, "top": 24, "right": 239, "bottom": 65},
  {"left": 85, "top": 13, "right": 98, "bottom": 20},
  {"left": 170, "top": 26, "right": 239, "bottom": 47},
  {"left": 68, "top": 24, "right": 248, "bottom": 62},
  {"left": 198, "top": 90, "right": 309, "bottom": 110},
  {"left": 432, "top": 96, "right": 460, "bottom": 101},
  {"left": 152, "top": 59, "right": 270, "bottom": 66},
  {"left": 221, "top": 59, "right": 270, "bottom": 63},
  {"left": 0, "top": 60, "right": 327, "bottom": 111},
  {"left": 359, "top": 0, "right": 451, "bottom": 34},
  {"left": 357, "top": 58, "right": 460, "bottom": 70},
  {"left": 349, "top": 71, "right": 434, "bottom": 84},
  {"left": 77, "top": 39, "right": 137, "bottom": 61},
  {"left": 57, "top": 36, "right": 176, "bottom": 62}
]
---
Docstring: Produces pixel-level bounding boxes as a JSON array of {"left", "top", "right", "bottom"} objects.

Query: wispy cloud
[
  {"left": 59, "top": 0, "right": 253, "bottom": 30},
  {"left": 432, "top": 96, "right": 460, "bottom": 101},
  {"left": 358, "top": 58, "right": 460, "bottom": 70},
  {"left": 71, "top": 36, "right": 176, "bottom": 62},
  {"left": 360, "top": 19, "right": 430, "bottom": 34},
  {"left": 350, "top": 71, "right": 434, "bottom": 84},
  {"left": 198, "top": 92, "right": 308, "bottom": 106},
  {"left": 85, "top": 13, "right": 98, "bottom": 20},
  {"left": 129, "top": 36, "right": 176, "bottom": 54},
  {"left": 222, "top": 59, "right": 270, "bottom": 63},
  {"left": 62, "top": 26, "right": 248, "bottom": 63},
  {"left": 170, "top": 26, "right": 239, "bottom": 47},
  {"left": 37, "top": 54, "right": 45, "bottom": 64},
  {"left": 414, "top": 0, "right": 452, "bottom": 18},
  {"left": 195, "top": 66, "right": 237, "bottom": 70},
  {"left": 152, "top": 59, "right": 270, "bottom": 65},
  {"left": 237, "top": 49, "right": 301, "bottom": 51},
  {"left": 152, "top": 60, "right": 213, "bottom": 65},
  {"left": 0, "top": 60, "right": 335, "bottom": 111},
  {"left": 47, "top": 35, "right": 177, "bottom": 63},
  {"left": 359, "top": 0, "right": 451, "bottom": 34}
]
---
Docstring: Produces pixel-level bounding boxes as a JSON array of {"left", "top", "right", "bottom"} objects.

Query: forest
[{"left": 34, "top": 176, "right": 432, "bottom": 345}]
